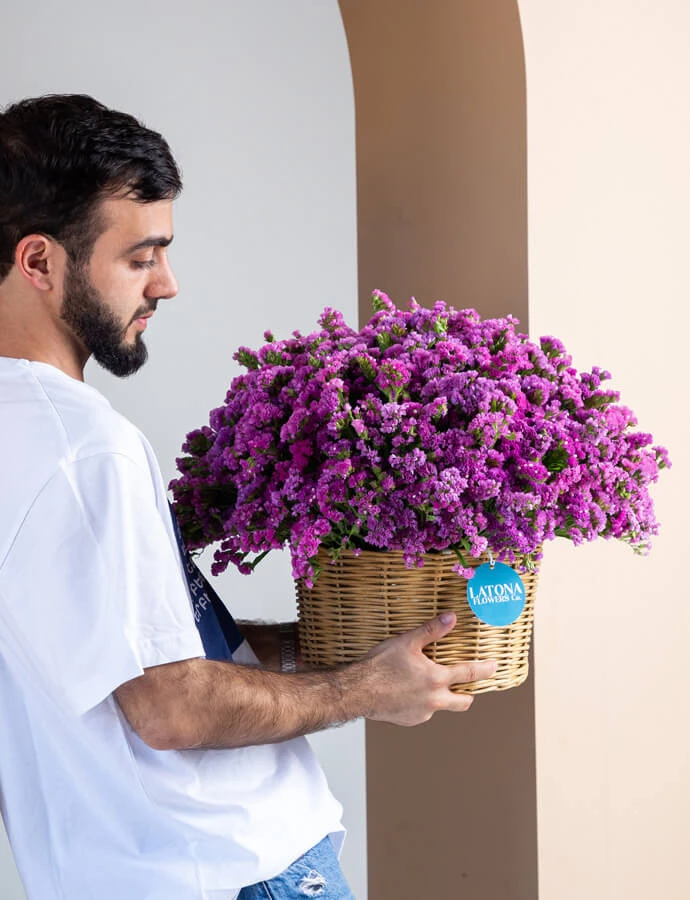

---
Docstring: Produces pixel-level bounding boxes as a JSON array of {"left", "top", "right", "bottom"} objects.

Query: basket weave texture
[{"left": 295, "top": 547, "right": 538, "bottom": 694}]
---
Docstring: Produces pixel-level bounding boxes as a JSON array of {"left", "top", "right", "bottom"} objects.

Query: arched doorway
[{"left": 339, "top": 2, "right": 535, "bottom": 897}]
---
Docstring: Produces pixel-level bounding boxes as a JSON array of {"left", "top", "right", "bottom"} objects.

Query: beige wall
[
  {"left": 339, "top": 2, "right": 536, "bottom": 898},
  {"left": 519, "top": 1, "right": 690, "bottom": 897},
  {"left": 343, "top": 0, "right": 689, "bottom": 897}
]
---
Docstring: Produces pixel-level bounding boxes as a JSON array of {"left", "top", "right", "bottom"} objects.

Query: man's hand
[
  {"left": 360, "top": 612, "right": 496, "bottom": 726},
  {"left": 114, "top": 612, "right": 496, "bottom": 751}
]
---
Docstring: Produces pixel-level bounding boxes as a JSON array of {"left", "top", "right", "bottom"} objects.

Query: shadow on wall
[{"left": 340, "top": 0, "right": 527, "bottom": 325}]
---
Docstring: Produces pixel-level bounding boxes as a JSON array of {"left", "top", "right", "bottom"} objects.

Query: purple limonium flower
[{"left": 170, "top": 293, "right": 670, "bottom": 585}]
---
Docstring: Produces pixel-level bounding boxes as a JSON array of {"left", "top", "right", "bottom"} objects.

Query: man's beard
[{"left": 60, "top": 260, "right": 154, "bottom": 377}]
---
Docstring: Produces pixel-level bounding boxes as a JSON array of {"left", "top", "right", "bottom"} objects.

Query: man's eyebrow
[{"left": 124, "top": 235, "right": 174, "bottom": 254}]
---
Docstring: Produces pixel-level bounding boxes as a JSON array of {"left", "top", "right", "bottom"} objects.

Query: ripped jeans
[{"left": 237, "top": 836, "right": 355, "bottom": 899}]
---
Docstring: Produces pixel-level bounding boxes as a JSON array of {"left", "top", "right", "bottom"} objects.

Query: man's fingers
[
  {"left": 447, "top": 659, "right": 498, "bottom": 686},
  {"left": 407, "top": 611, "right": 458, "bottom": 649},
  {"left": 405, "top": 615, "right": 498, "bottom": 684},
  {"left": 444, "top": 692, "right": 475, "bottom": 713}
]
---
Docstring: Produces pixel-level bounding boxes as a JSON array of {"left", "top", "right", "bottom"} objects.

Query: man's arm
[{"left": 115, "top": 612, "right": 496, "bottom": 750}]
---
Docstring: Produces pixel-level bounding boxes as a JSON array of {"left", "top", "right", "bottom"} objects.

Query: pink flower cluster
[{"left": 170, "top": 292, "right": 669, "bottom": 586}]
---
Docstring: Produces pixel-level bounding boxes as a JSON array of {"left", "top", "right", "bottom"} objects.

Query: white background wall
[{"left": 0, "top": 2, "right": 366, "bottom": 897}]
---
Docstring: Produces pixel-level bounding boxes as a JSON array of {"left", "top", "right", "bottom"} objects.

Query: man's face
[{"left": 60, "top": 196, "right": 178, "bottom": 377}]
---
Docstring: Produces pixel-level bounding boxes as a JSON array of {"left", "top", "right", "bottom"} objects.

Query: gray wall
[{"left": 0, "top": 2, "right": 365, "bottom": 897}]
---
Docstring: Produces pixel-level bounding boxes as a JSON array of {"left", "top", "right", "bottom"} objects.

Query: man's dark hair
[{"left": 0, "top": 94, "right": 182, "bottom": 283}]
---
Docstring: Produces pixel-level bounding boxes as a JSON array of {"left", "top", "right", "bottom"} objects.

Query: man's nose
[{"left": 148, "top": 255, "right": 178, "bottom": 301}]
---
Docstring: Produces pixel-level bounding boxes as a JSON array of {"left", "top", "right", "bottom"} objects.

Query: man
[{"left": 0, "top": 94, "right": 495, "bottom": 899}]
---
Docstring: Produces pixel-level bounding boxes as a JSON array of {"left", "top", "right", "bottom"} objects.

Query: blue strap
[{"left": 168, "top": 505, "right": 244, "bottom": 660}]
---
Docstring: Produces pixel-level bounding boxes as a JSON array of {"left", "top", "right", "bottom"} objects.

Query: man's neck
[
  {"left": 0, "top": 324, "right": 87, "bottom": 382},
  {"left": 0, "top": 288, "right": 87, "bottom": 381}
]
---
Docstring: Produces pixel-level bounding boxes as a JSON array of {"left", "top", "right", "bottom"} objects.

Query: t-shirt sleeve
[{"left": 0, "top": 452, "right": 204, "bottom": 716}]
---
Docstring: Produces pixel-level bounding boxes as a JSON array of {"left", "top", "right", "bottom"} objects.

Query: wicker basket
[{"left": 295, "top": 547, "right": 538, "bottom": 693}]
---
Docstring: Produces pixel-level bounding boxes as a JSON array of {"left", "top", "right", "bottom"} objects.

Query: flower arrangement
[{"left": 170, "top": 292, "right": 669, "bottom": 587}]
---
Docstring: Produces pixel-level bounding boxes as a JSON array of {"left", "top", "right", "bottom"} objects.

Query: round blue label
[{"left": 467, "top": 561, "right": 526, "bottom": 626}]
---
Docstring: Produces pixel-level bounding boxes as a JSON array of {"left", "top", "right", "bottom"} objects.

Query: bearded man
[{"left": 0, "top": 94, "right": 494, "bottom": 900}]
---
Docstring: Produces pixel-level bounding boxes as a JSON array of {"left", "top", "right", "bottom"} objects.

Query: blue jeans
[{"left": 237, "top": 836, "right": 355, "bottom": 899}]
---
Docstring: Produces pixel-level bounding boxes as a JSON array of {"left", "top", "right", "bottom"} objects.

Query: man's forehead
[{"left": 95, "top": 195, "right": 174, "bottom": 245}]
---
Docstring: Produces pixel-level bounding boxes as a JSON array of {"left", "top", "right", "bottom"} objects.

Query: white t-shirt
[{"left": 0, "top": 358, "right": 343, "bottom": 900}]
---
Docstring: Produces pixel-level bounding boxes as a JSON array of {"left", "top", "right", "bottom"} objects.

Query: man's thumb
[{"left": 409, "top": 611, "right": 457, "bottom": 649}]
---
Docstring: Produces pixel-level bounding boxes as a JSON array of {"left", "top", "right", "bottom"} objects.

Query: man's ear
[{"left": 14, "top": 234, "right": 65, "bottom": 292}]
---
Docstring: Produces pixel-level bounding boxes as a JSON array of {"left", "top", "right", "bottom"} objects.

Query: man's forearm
[
  {"left": 115, "top": 614, "right": 497, "bottom": 750},
  {"left": 116, "top": 656, "right": 367, "bottom": 750}
]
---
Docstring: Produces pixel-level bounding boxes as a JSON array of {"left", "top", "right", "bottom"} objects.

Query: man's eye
[{"left": 132, "top": 258, "right": 156, "bottom": 270}]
